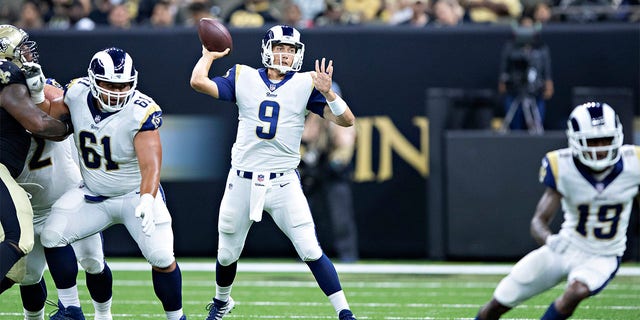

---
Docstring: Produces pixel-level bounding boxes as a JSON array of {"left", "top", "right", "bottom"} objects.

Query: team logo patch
[
  {"left": 257, "top": 174, "right": 265, "bottom": 182},
  {"left": 0, "top": 38, "right": 9, "bottom": 53},
  {"left": 269, "top": 84, "right": 276, "bottom": 91}
]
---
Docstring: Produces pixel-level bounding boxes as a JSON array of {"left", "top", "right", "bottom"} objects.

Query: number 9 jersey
[
  {"left": 539, "top": 145, "right": 640, "bottom": 256},
  {"left": 64, "top": 77, "right": 162, "bottom": 197}
]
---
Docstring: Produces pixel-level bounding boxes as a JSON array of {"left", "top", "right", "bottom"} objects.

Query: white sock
[
  {"left": 23, "top": 307, "right": 44, "bottom": 320},
  {"left": 328, "top": 290, "right": 350, "bottom": 314},
  {"left": 165, "top": 309, "right": 184, "bottom": 320},
  {"left": 92, "top": 298, "right": 113, "bottom": 320},
  {"left": 57, "top": 285, "right": 80, "bottom": 307},
  {"left": 215, "top": 284, "right": 232, "bottom": 302}
]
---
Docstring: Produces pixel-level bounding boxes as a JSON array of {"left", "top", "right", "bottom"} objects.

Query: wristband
[
  {"left": 31, "top": 90, "right": 45, "bottom": 105},
  {"left": 327, "top": 95, "right": 347, "bottom": 116}
]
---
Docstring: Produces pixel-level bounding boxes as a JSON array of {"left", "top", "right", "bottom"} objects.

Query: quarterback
[
  {"left": 190, "top": 25, "right": 358, "bottom": 320},
  {"left": 475, "top": 102, "right": 640, "bottom": 320},
  {"left": 40, "top": 47, "right": 186, "bottom": 320}
]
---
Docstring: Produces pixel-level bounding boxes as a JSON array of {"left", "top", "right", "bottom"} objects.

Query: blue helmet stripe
[{"left": 281, "top": 25, "right": 294, "bottom": 37}]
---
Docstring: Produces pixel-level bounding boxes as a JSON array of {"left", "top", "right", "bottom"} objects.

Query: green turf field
[{"left": 1, "top": 259, "right": 639, "bottom": 319}]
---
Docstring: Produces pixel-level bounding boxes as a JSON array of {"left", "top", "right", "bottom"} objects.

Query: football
[
  {"left": 41, "top": 84, "right": 69, "bottom": 120},
  {"left": 197, "top": 18, "right": 233, "bottom": 53}
]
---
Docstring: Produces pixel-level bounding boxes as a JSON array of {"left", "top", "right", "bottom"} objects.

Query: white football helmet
[
  {"left": 0, "top": 24, "right": 39, "bottom": 68},
  {"left": 87, "top": 47, "right": 138, "bottom": 113},
  {"left": 566, "top": 102, "right": 623, "bottom": 171},
  {"left": 261, "top": 25, "right": 305, "bottom": 74}
]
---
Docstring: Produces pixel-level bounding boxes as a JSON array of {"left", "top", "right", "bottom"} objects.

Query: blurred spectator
[
  {"left": 529, "top": 1, "right": 553, "bottom": 23},
  {"left": 280, "top": 1, "right": 309, "bottom": 28},
  {"left": 108, "top": 3, "right": 134, "bottom": 28},
  {"left": 146, "top": 0, "right": 177, "bottom": 27},
  {"left": 343, "top": 0, "right": 383, "bottom": 23},
  {"left": 300, "top": 83, "right": 359, "bottom": 263},
  {"left": 431, "top": 0, "right": 465, "bottom": 26},
  {"left": 226, "top": 0, "right": 278, "bottom": 27},
  {"left": 182, "top": 0, "right": 219, "bottom": 26},
  {"left": 379, "top": 0, "right": 415, "bottom": 24},
  {"left": 398, "top": 0, "right": 430, "bottom": 26},
  {"left": 461, "top": 0, "right": 522, "bottom": 23},
  {"left": 15, "top": 1, "right": 45, "bottom": 30},
  {"left": 68, "top": 0, "right": 96, "bottom": 30},
  {"left": 89, "top": 0, "right": 114, "bottom": 26},
  {"left": 0, "top": 0, "right": 22, "bottom": 24},
  {"left": 314, "top": 0, "right": 349, "bottom": 26},
  {"left": 47, "top": 0, "right": 74, "bottom": 29},
  {"left": 292, "top": 0, "right": 325, "bottom": 27}
]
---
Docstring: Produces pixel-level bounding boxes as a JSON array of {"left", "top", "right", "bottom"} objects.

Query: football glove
[
  {"left": 134, "top": 193, "right": 156, "bottom": 237},
  {"left": 546, "top": 234, "right": 569, "bottom": 254},
  {"left": 22, "top": 62, "right": 46, "bottom": 104}
]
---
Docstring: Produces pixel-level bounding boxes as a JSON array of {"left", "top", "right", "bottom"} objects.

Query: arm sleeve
[{"left": 212, "top": 65, "right": 238, "bottom": 102}]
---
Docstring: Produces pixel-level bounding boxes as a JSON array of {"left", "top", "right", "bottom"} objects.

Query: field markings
[{"left": 104, "top": 261, "right": 640, "bottom": 276}]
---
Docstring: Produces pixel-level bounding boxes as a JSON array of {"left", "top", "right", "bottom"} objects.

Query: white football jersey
[
  {"left": 64, "top": 77, "right": 162, "bottom": 197},
  {"left": 213, "top": 65, "right": 327, "bottom": 172},
  {"left": 540, "top": 145, "right": 640, "bottom": 256},
  {"left": 16, "top": 136, "right": 81, "bottom": 216}
]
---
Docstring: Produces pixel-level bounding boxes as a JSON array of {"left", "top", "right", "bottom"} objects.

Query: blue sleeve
[
  {"left": 540, "top": 156, "right": 557, "bottom": 190},
  {"left": 212, "top": 65, "right": 237, "bottom": 102},
  {"left": 307, "top": 88, "right": 326, "bottom": 117},
  {"left": 140, "top": 110, "right": 163, "bottom": 132}
]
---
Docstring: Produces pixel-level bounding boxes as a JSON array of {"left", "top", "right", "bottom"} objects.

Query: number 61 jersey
[
  {"left": 64, "top": 77, "right": 162, "bottom": 197},
  {"left": 540, "top": 145, "right": 640, "bottom": 256}
]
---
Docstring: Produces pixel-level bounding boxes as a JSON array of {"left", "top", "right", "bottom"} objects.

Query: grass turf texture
[{"left": 0, "top": 259, "right": 638, "bottom": 319}]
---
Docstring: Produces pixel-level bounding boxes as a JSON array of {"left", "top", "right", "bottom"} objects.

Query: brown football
[
  {"left": 41, "top": 84, "right": 69, "bottom": 120},
  {"left": 197, "top": 18, "right": 233, "bottom": 53}
]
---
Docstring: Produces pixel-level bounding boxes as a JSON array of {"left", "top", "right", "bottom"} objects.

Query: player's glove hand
[
  {"left": 134, "top": 193, "right": 156, "bottom": 237},
  {"left": 22, "top": 62, "right": 46, "bottom": 104},
  {"left": 546, "top": 234, "right": 569, "bottom": 254}
]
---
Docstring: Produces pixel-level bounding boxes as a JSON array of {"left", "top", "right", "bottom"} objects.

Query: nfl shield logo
[{"left": 257, "top": 174, "right": 265, "bottom": 182}]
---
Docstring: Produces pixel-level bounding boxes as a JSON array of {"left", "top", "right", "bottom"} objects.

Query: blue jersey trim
[{"left": 574, "top": 157, "right": 623, "bottom": 191}]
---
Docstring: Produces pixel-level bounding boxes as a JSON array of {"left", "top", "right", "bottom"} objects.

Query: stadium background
[{"left": 29, "top": 24, "right": 639, "bottom": 262}]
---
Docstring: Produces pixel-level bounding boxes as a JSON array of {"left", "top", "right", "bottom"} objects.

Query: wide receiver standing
[
  {"left": 475, "top": 102, "right": 640, "bottom": 320},
  {"left": 40, "top": 47, "right": 186, "bottom": 320},
  {"left": 190, "top": 25, "right": 358, "bottom": 320}
]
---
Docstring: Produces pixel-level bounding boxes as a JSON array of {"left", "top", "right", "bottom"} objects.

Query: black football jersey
[{"left": 0, "top": 60, "right": 31, "bottom": 178}]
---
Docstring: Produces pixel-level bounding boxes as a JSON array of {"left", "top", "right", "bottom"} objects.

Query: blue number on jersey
[
  {"left": 256, "top": 100, "right": 280, "bottom": 140},
  {"left": 79, "top": 132, "right": 119, "bottom": 170},
  {"left": 576, "top": 204, "right": 622, "bottom": 239}
]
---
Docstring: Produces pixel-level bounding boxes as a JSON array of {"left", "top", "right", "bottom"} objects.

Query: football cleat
[
  {"left": 338, "top": 309, "right": 357, "bottom": 320},
  {"left": 48, "top": 300, "right": 86, "bottom": 320},
  {"left": 205, "top": 297, "right": 235, "bottom": 320}
]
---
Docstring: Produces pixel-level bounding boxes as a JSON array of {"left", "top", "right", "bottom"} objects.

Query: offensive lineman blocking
[
  {"left": 190, "top": 25, "right": 358, "bottom": 320},
  {"left": 40, "top": 47, "right": 186, "bottom": 320}
]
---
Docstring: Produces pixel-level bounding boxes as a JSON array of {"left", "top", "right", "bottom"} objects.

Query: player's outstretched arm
[
  {"left": 190, "top": 46, "right": 230, "bottom": 99},
  {"left": 530, "top": 187, "right": 562, "bottom": 246},
  {"left": 311, "top": 58, "right": 355, "bottom": 127},
  {"left": 1, "top": 83, "right": 70, "bottom": 140}
]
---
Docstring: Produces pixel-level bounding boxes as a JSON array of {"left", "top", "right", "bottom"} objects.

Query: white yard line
[{"left": 104, "top": 261, "right": 640, "bottom": 276}]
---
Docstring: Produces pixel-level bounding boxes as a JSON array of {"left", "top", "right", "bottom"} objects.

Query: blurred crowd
[{"left": 0, "top": 0, "right": 638, "bottom": 31}]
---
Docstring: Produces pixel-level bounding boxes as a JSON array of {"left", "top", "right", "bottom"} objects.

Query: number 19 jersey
[{"left": 540, "top": 146, "right": 640, "bottom": 256}]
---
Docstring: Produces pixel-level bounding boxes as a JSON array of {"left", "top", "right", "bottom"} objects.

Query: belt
[{"left": 236, "top": 170, "right": 284, "bottom": 180}]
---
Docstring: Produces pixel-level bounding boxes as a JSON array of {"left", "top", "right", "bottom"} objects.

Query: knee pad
[
  {"left": 6, "top": 256, "right": 26, "bottom": 283},
  {"left": 78, "top": 257, "right": 104, "bottom": 274},
  {"left": 217, "top": 248, "right": 240, "bottom": 266},
  {"left": 146, "top": 249, "right": 175, "bottom": 269},
  {"left": 39, "top": 229, "right": 64, "bottom": 249},
  {"left": 296, "top": 242, "right": 322, "bottom": 262}
]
